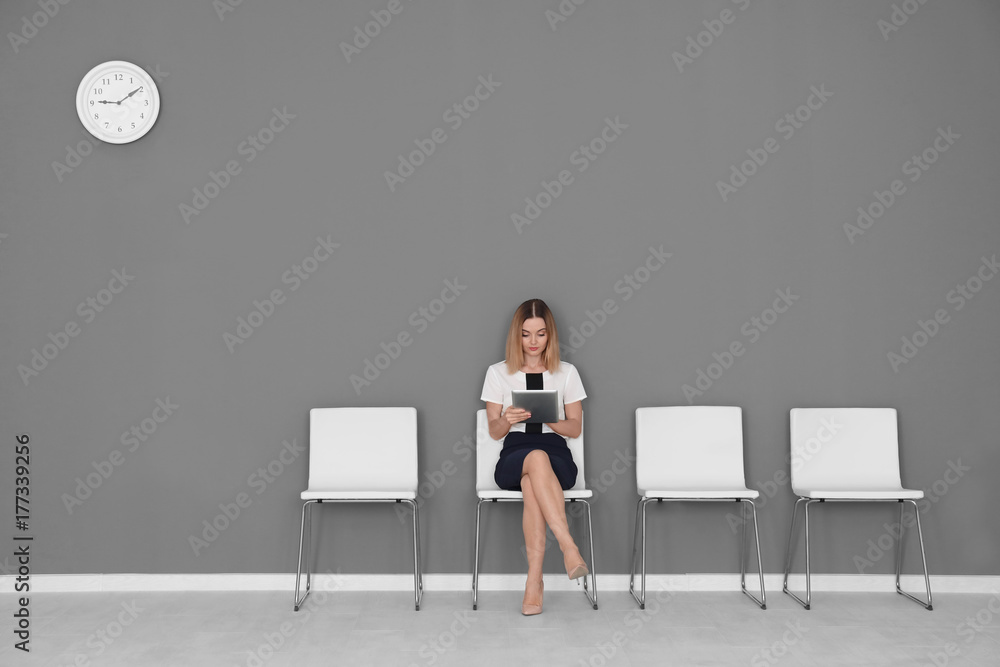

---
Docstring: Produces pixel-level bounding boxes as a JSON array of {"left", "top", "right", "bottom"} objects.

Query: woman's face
[{"left": 521, "top": 317, "right": 547, "bottom": 358}]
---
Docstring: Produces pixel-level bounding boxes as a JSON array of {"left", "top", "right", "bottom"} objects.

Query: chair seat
[
  {"left": 640, "top": 487, "right": 760, "bottom": 500},
  {"left": 478, "top": 489, "right": 593, "bottom": 500},
  {"left": 302, "top": 490, "right": 416, "bottom": 500},
  {"left": 794, "top": 487, "right": 924, "bottom": 500}
]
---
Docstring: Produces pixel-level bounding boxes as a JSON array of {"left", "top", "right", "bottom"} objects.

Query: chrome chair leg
[
  {"left": 472, "top": 499, "right": 483, "bottom": 610},
  {"left": 306, "top": 500, "right": 314, "bottom": 593},
  {"left": 783, "top": 497, "right": 811, "bottom": 609},
  {"left": 739, "top": 499, "right": 766, "bottom": 609},
  {"left": 895, "top": 499, "right": 933, "bottom": 610},
  {"left": 804, "top": 499, "right": 812, "bottom": 608},
  {"left": 740, "top": 498, "right": 747, "bottom": 586},
  {"left": 294, "top": 500, "right": 317, "bottom": 611},
  {"left": 580, "top": 500, "right": 598, "bottom": 609},
  {"left": 404, "top": 499, "right": 423, "bottom": 611},
  {"left": 415, "top": 499, "right": 424, "bottom": 605},
  {"left": 628, "top": 497, "right": 645, "bottom": 608},
  {"left": 782, "top": 498, "right": 801, "bottom": 596},
  {"left": 629, "top": 497, "right": 650, "bottom": 609},
  {"left": 894, "top": 500, "right": 905, "bottom": 588},
  {"left": 628, "top": 498, "right": 645, "bottom": 609}
]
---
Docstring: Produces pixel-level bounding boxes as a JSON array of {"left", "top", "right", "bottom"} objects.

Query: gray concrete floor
[{"left": 2, "top": 590, "right": 998, "bottom": 666}]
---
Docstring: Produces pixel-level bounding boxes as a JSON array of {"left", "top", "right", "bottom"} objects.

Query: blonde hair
[{"left": 504, "top": 299, "right": 561, "bottom": 375}]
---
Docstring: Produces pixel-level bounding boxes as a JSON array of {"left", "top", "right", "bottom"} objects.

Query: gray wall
[{"left": 1, "top": 0, "right": 998, "bottom": 578}]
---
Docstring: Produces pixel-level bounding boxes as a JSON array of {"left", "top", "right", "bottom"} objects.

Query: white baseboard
[{"left": 2, "top": 573, "right": 998, "bottom": 594}]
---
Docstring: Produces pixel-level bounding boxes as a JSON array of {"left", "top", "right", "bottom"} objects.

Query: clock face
[{"left": 76, "top": 61, "right": 160, "bottom": 144}]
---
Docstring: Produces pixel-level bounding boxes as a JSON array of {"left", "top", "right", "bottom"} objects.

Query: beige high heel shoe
[
  {"left": 564, "top": 547, "right": 589, "bottom": 580},
  {"left": 521, "top": 580, "right": 543, "bottom": 616}
]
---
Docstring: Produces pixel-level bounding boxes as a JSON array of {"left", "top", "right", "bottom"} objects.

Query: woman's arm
[
  {"left": 546, "top": 400, "right": 582, "bottom": 439},
  {"left": 486, "top": 401, "right": 532, "bottom": 441},
  {"left": 485, "top": 402, "right": 509, "bottom": 441}
]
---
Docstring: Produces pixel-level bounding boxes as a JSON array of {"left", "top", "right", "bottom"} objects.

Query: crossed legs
[{"left": 520, "top": 450, "right": 587, "bottom": 609}]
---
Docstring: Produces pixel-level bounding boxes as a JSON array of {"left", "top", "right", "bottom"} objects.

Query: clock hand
[
  {"left": 116, "top": 87, "right": 142, "bottom": 104},
  {"left": 97, "top": 100, "right": 117, "bottom": 104}
]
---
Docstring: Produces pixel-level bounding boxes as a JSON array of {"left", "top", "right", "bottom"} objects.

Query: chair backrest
[
  {"left": 634, "top": 406, "right": 747, "bottom": 490},
  {"left": 789, "top": 408, "right": 903, "bottom": 494},
  {"left": 475, "top": 409, "right": 587, "bottom": 493},
  {"left": 307, "top": 407, "right": 418, "bottom": 492}
]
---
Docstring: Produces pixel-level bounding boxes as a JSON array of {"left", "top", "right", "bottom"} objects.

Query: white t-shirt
[{"left": 480, "top": 360, "right": 587, "bottom": 435}]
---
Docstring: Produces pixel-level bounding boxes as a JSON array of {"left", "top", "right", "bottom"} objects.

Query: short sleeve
[
  {"left": 564, "top": 364, "right": 587, "bottom": 404},
  {"left": 480, "top": 365, "right": 504, "bottom": 404}
]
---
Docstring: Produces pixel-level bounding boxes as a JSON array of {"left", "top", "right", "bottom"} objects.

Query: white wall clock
[{"left": 76, "top": 61, "right": 160, "bottom": 144}]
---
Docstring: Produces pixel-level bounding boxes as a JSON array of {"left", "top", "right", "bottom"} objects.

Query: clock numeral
[
  {"left": 101, "top": 78, "right": 109, "bottom": 85},
  {"left": 118, "top": 126, "right": 123, "bottom": 133},
  {"left": 140, "top": 113, "right": 144, "bottom": 119},
  {"left": 94, "top": 113, "right": 99, "bottom": 119},
  {"left": 129, "top": 77, "right": 133, "bottom": 83},
  {"left": 144, "top": 100, "right": 149, "bottom": 106},
  {"left": 104, "top": 122, "right": 109, "bottom": 128},
  {"left": 131, "top": 123, "right": 135, "bottom": 129},
  {"left": 89, "top": 100, "right": 94, "bottom": 106},
  {"left": 93, "top": 88, "right": 103, "bottom": 95},
  {"left": 138, "top": 86, "right": 143, "bottom": 93},
  {"left": 114, "top": 74, "right": 123, "bottom": 81}
]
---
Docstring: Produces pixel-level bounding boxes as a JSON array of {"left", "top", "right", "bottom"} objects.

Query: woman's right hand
[{"left": 503, "top": 407, "right": 532, "bottom": 425}]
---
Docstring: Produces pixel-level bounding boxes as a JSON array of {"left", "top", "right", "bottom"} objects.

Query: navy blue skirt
[{"left": 494, "top": 431, "right": 578, "bottom": 491}]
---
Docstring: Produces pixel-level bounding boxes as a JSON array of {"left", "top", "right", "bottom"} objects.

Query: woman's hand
[
  {"left": 503, "top": 407, "right": 532, "bottom": 425},
  {"left": 544, "top": 401, "right": 582, "bottom": 439}
]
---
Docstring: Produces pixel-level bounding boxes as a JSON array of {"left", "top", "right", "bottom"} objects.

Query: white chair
[
  {"left": 472, "top": 409, "right": 597, "bottom": 610},
  {"left": 629, "top": 406, "right": 766, "bottom": 609},
  {"left": 293, "top": 407, "right": 423, "bottom": 611},
  {"left": 782, "top": 408, "right": 932, "bottom": 610}
]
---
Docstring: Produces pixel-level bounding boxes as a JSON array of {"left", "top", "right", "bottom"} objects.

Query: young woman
[{"left": 480, "top": 298, "right": 590, "bottom": 616}]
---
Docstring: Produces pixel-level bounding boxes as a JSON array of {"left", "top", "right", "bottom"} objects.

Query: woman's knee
[{"left": 523, "top": 449, "right": 553, "bottom": 472}]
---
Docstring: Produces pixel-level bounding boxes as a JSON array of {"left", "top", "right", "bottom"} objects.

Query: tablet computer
[{"left": 511, "top": 389, "right": 559, "bottom": 424}]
